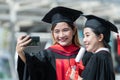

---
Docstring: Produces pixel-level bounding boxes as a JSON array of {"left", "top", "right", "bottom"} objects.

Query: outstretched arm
[{"left": 16, "top": 35, "right": 31, "bottom": 63}]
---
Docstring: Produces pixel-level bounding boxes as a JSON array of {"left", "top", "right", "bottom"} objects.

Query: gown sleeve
[
  {"left": 24, "top": 50, "right": 49, "bottom": 80},
  {"left": 17, "top": 56, "right": 29, "bottom": 80},
  {"left": 82, "top": 51, "right": 93, "bottom": 66},
  {"left": 81, "top": 51, "right": 115, "bottom": 80}
]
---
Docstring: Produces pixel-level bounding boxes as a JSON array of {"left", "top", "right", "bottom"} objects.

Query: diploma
[{"left": 75, "top": 46, "right": 85, "bottom": 62}]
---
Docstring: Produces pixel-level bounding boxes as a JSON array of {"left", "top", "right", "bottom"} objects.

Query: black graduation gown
[
  {"left": 25, "top": 49, "right": 80, "bottom": 80},
  {"left": 17, "top": 56, "right": 29, "bottom": 80},
  {"left": 25, "top": 49, "right": 93, "bottom": 80},
  {"left": 81, "top": 50, "right": 115, "bottom": 80},
  {"left": 17, "top": 47, "right": 92, "bottom": 80}
]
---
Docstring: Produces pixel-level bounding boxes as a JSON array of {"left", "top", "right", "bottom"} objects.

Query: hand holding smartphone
[{"left": 24, "top": 36, "right": 41, "bottom": 54}]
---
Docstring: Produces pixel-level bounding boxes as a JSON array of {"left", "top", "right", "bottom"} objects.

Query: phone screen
[{"left": 28, "top": 36, "right": 40, "bottom": 46}]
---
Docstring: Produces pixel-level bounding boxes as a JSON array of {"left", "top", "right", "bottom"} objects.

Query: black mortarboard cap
[
  {"left": 84, "top": 15, "right": 118, "bottom": 43},
  {"left": 42, "top": 6, "right": 83, "bottom": 24}
]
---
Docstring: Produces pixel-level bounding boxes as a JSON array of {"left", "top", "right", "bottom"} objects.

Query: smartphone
[{"left": 27, "top": 36, "right": 40, "bottom": 46}]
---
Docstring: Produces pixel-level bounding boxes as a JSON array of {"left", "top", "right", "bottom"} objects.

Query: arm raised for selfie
[{"left": 16, "top": 35, "right": 32, "bottom": 63}]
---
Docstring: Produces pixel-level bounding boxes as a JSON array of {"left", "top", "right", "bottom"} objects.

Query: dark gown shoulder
[{"left": 82, "top": 51, "right": 115, "bottom": 80}]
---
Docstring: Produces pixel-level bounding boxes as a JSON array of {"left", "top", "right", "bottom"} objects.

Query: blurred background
[{"left": 0, "top": 0, "right": 120, "bottom": 80}]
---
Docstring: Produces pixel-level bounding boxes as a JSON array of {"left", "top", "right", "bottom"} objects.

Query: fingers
[
  {"left": 70, "top": 68, "right": 76, "bottom": 80},
  {"left": 78, "top": 76, "right": 83, "bottom": 80},
  {"left": 17, "top": 35, "right": 31, "bottom": 47},
  {"left": 19, "top": 35, "right": 27, "bottom": 40},
  {"left": 16, "top": 35, "right": 32, "bottom": 53}
]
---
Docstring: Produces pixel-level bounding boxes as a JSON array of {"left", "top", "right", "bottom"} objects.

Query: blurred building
[{"left": 0, "top": 0, "right": 120, "bottom": 80}]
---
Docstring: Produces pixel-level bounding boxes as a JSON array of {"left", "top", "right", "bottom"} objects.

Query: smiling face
[
  {"left": 52, "top": 22, "right": 75, "bottom": 46},
  {"left": 83, "top": 28, "right": 104, "bottom": 52}
]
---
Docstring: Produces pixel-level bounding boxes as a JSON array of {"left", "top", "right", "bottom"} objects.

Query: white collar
[{"left": 95, "top": 48, "right": 109, "bottom": 53}]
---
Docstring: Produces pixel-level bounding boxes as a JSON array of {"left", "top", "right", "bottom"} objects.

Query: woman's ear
[{"left": 98, "top": 34, "right": 104, "bottom": 41}]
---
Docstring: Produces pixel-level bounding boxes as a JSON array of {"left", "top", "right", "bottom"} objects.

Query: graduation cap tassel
[{"left": 117, "top": 34, "right": 120, "bottom": 56}]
